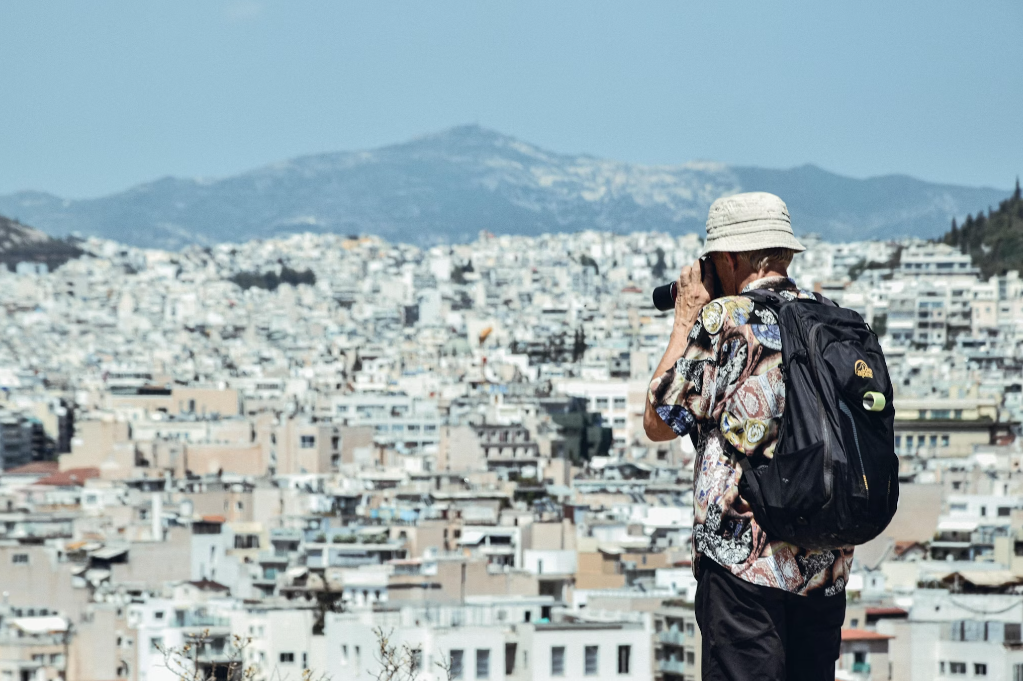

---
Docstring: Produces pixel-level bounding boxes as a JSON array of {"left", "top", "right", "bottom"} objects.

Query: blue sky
[{"left": 1, "top": 1, "right": 1020, "bottom": 197}]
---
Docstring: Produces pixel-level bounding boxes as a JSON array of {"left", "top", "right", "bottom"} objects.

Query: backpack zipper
[
  {"left": 807, "top": 322, "right": 833, "bottom": 501},
  {"left": 838, "top": 399, "right": 869, "bottom": 498}
]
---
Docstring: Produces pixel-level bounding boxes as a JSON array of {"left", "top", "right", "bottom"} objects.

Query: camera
[{"left": 651, "top": 258, "right": 721, "bottom": 311}]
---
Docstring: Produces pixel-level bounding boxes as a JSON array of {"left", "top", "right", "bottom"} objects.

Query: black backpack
[{"left": 736, "top": 290, "right": 899, "bottom": 550}]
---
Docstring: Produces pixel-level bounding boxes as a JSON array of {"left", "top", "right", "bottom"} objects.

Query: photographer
[{"left": 644, "top": 192, "right": 853, "bottom": 681}]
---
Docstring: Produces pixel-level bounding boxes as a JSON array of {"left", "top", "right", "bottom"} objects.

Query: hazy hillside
[
  {"left": 0, "top": 126, "right": 1008, "bottom": 249},
  {"left": 942, "top": 182, "right": 1023, "bottom": 278},
  {"left": 0, "top": 215, "right": 84, "bottom": 272}
]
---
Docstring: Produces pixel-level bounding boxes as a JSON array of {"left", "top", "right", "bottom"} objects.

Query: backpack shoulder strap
[
  {"left": 744, "top": 289, "right": 840, "bottom": 309},
  {"left": 812, "top": 292, "right": 839, "bottom": 308},
  {"left": 741, "top": 289, "right": 788, "bottom": 309}
]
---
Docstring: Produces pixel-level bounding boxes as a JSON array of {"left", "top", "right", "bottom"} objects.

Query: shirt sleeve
[{"left": 647, "top": 298, "right": 741, "bottom": 437}]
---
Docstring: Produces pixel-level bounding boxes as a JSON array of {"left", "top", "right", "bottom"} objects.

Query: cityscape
[{"left": 2, "top": 216, "right": 1023, "bottom": 681}]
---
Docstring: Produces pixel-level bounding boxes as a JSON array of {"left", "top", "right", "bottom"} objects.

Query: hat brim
[{"left": 700, "top": 224, "right": 806, "bottom": 257}]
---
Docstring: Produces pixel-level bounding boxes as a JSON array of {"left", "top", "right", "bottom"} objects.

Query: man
[{"left": 644, "top": 192, "right": 852, "bottom": 681}]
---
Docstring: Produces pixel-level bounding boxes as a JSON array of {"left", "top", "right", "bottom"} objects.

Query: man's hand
[
  {"left": 671, "top": 258, "right": 714, "bottom": 340},
  {"left": 644, "top": 258, "right": 715, "bottom": 441}
]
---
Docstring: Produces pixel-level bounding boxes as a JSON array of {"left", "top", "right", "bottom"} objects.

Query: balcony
[
  {"left": 658, "top": 659, "right": 686, "bottom": 675},
  {"left": 657, "top": 629, "right": 685, "bottom": 645},
  {"left": 172, "top": 613, "right": 230, "bottom": 629}
]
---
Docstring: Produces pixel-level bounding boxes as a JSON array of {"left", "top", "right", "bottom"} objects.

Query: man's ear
[{"left": 726, "top": 252, "right": 740, "bottom": 273}]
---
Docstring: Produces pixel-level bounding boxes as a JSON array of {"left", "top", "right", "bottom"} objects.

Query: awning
[
  {"left": 937, "top": 519, "right": 979, "bottom": 532},
  {"left": 10, "top": 617, "right": 69, "bottom": 634},
  {"left": 91, "top": 547, "right": 129, "bottom": 560},
  {"left": 458, "top": 531, "right": 485, "bottom": 546}
]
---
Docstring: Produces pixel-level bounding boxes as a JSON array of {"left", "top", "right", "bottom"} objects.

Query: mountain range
[{"left": 0, "top": 126, "right": 1009, "bottom": 249}]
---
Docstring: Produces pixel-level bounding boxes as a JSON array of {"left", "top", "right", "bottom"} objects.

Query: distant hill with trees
[
  {"left": 942, "top": 180, "right": 1023, "bottom": 279},
  {"left": 0, "top": 214, "right": 84, "bottom": 272}
]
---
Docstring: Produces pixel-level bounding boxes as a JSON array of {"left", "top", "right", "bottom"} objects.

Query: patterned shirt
[{"left": 649, "top": 276, "right": 853, "bottom": 596}]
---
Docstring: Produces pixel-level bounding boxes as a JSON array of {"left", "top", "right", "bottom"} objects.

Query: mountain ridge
[{"left": 0, "top": 125, "right": 1009, "bottom": 249}]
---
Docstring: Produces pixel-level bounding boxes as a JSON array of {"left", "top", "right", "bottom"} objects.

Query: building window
[
  {"left": 975, "top": 663, "right": 987, "bottom": 676},
  {"left": 999, "top": 507, "right": 1011, "bottom": 517},
  {"left": 949, "top": 662, "right": 966, "bottom": 675},
  {"left": 584, "top": 646, "right": 598, "bottom": 676},
  {"left": 476, "top": 649, "right": 490, "bottom": 679},
  {"left": 595, "top": 397, "right": 609, "bottom": 409},
  {"left": 1012, "top": 663, "right": 1023, "bottom": 681},
  {"left": 234, "top": 534, "right": 259, "bottom": 549},
  {"left": 895, "top": 435, "right": 901, "bottom": 449},
  {"left": 280, "top": 653, "right": 295, "bottom": 664},
  {"left": 11, "top": 554, "right": 28, "bottom": 564},
  {"left": 300, "top": 435, "right": 316, "bottom": 448},
  {"left": 550, "top": 646, "right": 565, "bottom": 676},
  {"left": 613, "top": 397, "right": 627, "bottom": 410},
  {"left": 942, "top": 435, "right": 950, "bottom": 447},
  {"left": 617, "top": 645, "right": 631, "bottom": 675},
  {"left": 930, "top": 435, "right": 938, "bottom": 447},
  {"left": 449, "top": 650, "right": 463, "bottom": 679},
  {"left": 150, "top": 637, "right": 163, "bottom": 652}
]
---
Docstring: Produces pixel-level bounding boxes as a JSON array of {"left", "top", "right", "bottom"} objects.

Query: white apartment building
[
  {"left": 324, "top": 601, "right": 650, "bottom": 681},
  {"left": 880, "top": 590, "right": 1023, "bottom": 681},
  {"left": 128, "top": 598, "right": 235, "bottom": 681},
  {"left": 899, "top": 243, "right": 979, "bottom": 278},
  {"left": 330, "top": 394, "right": 441, "bottom": 452},
  {"left": 230, "top": 607, "right": 324, "bottom": 681},
  {"left": 553, "top": 380, "right": 647, "bottom": 456}
]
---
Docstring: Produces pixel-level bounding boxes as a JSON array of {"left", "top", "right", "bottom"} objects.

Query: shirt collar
[{"left": 741, "top": 276, "right": 797, "bottom": 294}]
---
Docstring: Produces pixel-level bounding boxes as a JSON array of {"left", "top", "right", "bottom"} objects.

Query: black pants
[{"left": 695, "top": 559, "right": 846, "bottom": 681}]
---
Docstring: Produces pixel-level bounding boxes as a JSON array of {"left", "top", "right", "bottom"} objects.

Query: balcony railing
[
  {"left": 173, "top": 614, "right": 231, "bottom": 629},
  {"left": 657, "top": 630, "right": 685, "bottom": 645},
  {"left": 658, "top": 659, "right": 686, "bottom": 675}
]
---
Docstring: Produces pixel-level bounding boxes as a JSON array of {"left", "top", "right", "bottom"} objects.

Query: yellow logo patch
[{"left": 854, "top": 360, "right": 873, "bottom": 379}]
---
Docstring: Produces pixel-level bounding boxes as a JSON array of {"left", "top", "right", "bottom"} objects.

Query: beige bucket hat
[{"left": 700, "top": 191, "right": 806, "bottom": 256}]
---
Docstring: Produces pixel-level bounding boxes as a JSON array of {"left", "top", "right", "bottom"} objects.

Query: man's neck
[{"left": 736, "top": 268, "right": 789, "bottom": 294}]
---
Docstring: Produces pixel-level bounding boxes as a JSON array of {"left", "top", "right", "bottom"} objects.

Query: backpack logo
[{"left": 854, "top": 360, "right": 873, "bottom": 379}]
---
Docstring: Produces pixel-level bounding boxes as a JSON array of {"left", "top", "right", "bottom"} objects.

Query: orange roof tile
[
  {"left": 4, "top": 461, "right": 60, "bottom": 475},
  {"left": 34, "top": 468, "right": 99, "bottom": 487}
]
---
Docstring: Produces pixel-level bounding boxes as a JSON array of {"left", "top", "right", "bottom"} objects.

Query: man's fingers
[
  {"left": 700, "top": 258, "right": 715, "bottom": 291},
  {"left": 690, "top": 258, "right": 704, "bottom": 285}
]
